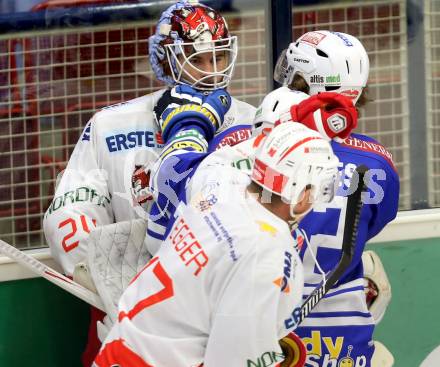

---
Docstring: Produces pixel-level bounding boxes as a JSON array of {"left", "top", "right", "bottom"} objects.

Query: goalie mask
[
  {"left": 149, "top": 1, "right": 237, "bottom": 90},
  {"left": 251, "top": 123, "right": 339, "bottom": 222},
  {"left": 274, "top": 30, "right": 369, "bottom": 104}
]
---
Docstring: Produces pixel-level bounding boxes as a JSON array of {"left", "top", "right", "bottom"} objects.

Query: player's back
[
  {"left": 103, "top": 163, "right": 303, "bottom": 366},
  {"left": 299, "top": 133, "right": 399, "bottom": 287},
  {"left": 296, "top": 133, "right": 399, "bottom": 360}
]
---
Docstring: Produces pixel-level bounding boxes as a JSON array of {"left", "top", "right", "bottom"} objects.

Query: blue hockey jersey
[
  {"left": 146, "top": 125, "right": 251, "bottom": 251},
  {"left": 296, "top": 133, "right": 399, "bottom": 366}
]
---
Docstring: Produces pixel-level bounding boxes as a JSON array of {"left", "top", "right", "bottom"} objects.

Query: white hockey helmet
[
  {"left": 251, "top": 123, "right": 339, "bottom": 209},
  {"left": 252, "top": 86, "right": 309, "bottom": 136},
  {"left": 149, "top": 0, "right": 237, "bottom": 90},
  {"left": 274, "top": 30, "right": 369, "bottom": 103}
]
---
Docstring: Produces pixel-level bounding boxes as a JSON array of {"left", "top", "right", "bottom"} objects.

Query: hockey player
[
  {"left": 42, "top": 2, "right": 255, "bottom": 365},
  {"left": 94, "top": 118, "right": 341, "bottom": 366},
  {"left": 126, "top": 30, "right": 394, "bottom": 366},
  {"left": 143, "top": 83, "right": 358, "bottom": 252},
  {"left": 83, "top": 83, "right": 359, "bottom": 352},
  {"left": 271, "top": 30, "right": 399, "bottom": 367}
]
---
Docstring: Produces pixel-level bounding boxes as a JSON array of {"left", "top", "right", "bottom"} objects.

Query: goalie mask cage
[{"left": 0, "top": 0, "right": 412, "bottom": 249}]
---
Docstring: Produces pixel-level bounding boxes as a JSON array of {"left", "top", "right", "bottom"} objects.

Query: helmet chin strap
[
  {"left": 287, "top": 204, "right": 313, "bottom": 232},
  {"left": 287, "top": 217, "right": 299, "bottom": 232}
]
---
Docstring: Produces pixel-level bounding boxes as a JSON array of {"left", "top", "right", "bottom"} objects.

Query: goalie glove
[
  {"left": 154, "top": 85, "right": 231, "bottom": 143},
  {"left": 362, "top": 250, "right": 392, "bottom": 324},
  {"left": 279, "top": 332, "right": 307, "bottom": 367},
  {"left": 280, "top": 92, "right": 358, "bottom": 142}
]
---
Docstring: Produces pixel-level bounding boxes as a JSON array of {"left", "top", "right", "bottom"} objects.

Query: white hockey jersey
[
  {"left": 95, "top": 156, "right": 304, "bottom": 367},
  {"left": 192, "top": 134, "right": 398, "bottom": 367},
  {"left": 43, "top": 89, "right": 255, "bottom": 275}
]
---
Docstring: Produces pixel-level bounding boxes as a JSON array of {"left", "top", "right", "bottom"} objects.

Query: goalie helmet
[
  {"left": 252, "top": 86, "right": 309, "bottom": 136},
  {"left": 251, "top": 123, "right": 339, "bottom": 210},
  {"left": 149, "top": 0, "right": 237, "bottom": 90},
  {"left": 274, "top": 30, "right": 369, "bottom": 103}
]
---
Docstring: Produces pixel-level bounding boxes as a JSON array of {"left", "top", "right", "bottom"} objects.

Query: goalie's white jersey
[
  {"left": 42, "top": 88, "right": 255, "bottom": 275},
  {"left": 95, "top": 158, "right": 304, "bottom": 367}
]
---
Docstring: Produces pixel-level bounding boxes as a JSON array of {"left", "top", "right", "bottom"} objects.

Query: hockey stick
[
  {"left": 298, "top": 164, "right": 369, "bottom": 323},
  {"left": 0, "top": 239, "right": 106, "bottom": 311}
]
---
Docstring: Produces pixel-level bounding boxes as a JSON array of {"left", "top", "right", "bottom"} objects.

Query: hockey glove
[
  {"left": 279, "top": 332, "right": 307, "bottom": 367},
  {"left": 286, "top": 92, "right": 358, "bottom": 142},
  {"left": 154, "top": 84, "right": 205, "bottom": 122},
  {"left": 154, "top": 85, "right": 231, "bottom": 143}
]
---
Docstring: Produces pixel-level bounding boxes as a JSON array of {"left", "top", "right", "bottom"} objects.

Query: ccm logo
[{"left": 327, "top": 113, "right": 347, "bottom": 132}]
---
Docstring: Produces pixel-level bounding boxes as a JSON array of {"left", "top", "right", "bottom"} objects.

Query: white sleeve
[
  {"left": 203, "top": 247, "right": 286, "bottom": 367},
  {"left": 43, "top": 116, "right": 114, "bottom": 276}
]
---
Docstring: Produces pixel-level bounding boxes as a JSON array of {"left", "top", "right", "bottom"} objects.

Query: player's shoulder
[
  {"left": 211, "top": 97, "right": 256, "bottom": 149},
  {"left": 197, "top": 145, "right": 239, "bottom": 170},
  {"left": 188, "top": 161, "right": 251, "bottom": 206},
  {"left": 246, "top": 213, "right": 299, "bottom": 286},
  {"left": 334, "top": 133, "right": 398, "bottom": 174},
  {"left": 231, "top": 96, "right": 257, "bottom": 113},
  {"left": 91, "top": 89, "right": 166, "bottom": 121},
  {"left": 245, "top": 199, "right": 294, "bottom": 246},
  {"left": 251, "top": 220, "right": 293, "bottom": 251},
  {"left": 208, "top": 201, "right": 292, "bottom": 265},
  {"left": 228, "top": 96, "right": 257, "bottom": 125}
]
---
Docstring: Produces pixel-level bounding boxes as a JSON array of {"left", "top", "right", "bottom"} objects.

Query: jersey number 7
[{"left": 118, "top": 257, "right": 174, "bottom": 321}]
